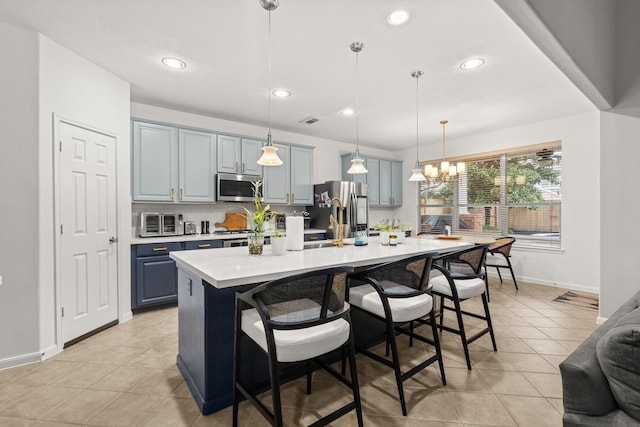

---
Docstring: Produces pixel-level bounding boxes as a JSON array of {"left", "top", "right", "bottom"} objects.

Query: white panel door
[{"left": 59, "top": 122, "right": 118, "bottom": 343}]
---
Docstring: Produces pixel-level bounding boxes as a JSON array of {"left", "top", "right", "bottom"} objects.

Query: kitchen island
[{"left": 170, "top": 237, "right": 472, "bottom": 415}]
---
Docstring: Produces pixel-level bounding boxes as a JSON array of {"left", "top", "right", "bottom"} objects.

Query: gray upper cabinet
[
  {"left": 379, "top": 160, "right": 403, "bottom": 206},
  {"left": 263, "top": 144, "right": 314, "bottom": 206},
  {"left": 178, "top": 129, "right": 216, "bottom": 202},
  {"left": 367, "top": 158, "right": 380, "bottom": 206},
  {"left": 341, "top": 154, "right": 400, "bottom": 207},
  {"left": 379, "top": 160, "right": 391, "bottom": 206},
  {"left": 262, "top": 143, "right": 290, "bottom": 204},
  {"left": 290, "top": 146, "right": 314, "bottom": 205},
  {"left": 132, "top": 121, "right": 216, "bottom": 203},
  {"left": 241, "top": 139, "right": 263, "bottom": 176},
  {"left": 390, "top": 160, "right": 402, "bottom": 206},
  {"left": 216, "top": 135, "right": 263, "bottom": 175},
  {"left": 132, "top": 121, "right": 178, "bottom": 202}
]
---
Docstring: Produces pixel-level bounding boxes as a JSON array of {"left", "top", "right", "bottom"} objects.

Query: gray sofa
[{"left": 560, "top": 290, "right": 640, "bottom": 426}]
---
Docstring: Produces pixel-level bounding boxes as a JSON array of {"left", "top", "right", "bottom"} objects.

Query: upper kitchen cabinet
[
  {"left": 366, "top": 158, "right": 380, "bottom": 206},
  {"left": 379, "top": 159, "right": 403, "bottom": 206},
  {"left": 132, "top": 121, "right": 216, "bottom": 203},
  {"left": 263, "top": 144, "right": 314, "bottom": 206},
  {"left": 132, "top": 121, "right": 178, "bottom": 202},
  {"left": 390, "top": 160, "right": 403, "bottom": 206},
  {"left": 178, "top": 129, "right": 216, "bottom": 202},
  {"left": 340, "top": 154, "right": 399, "bottom": 207},
  {"left": 216, "top": 135, "right": 263, "bottom": 176}
]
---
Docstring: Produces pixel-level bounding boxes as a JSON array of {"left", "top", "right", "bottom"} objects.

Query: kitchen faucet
[{"left": 328, "top": 197, "right": 344, "bottom": 247}]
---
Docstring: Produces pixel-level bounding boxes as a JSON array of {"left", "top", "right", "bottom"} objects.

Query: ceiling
[{"left": 0, "top": 0, "right": 595, "bottom": 151}]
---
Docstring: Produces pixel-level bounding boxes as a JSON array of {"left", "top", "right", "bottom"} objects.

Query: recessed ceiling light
[
  {"left": 272, "top": 89, "right": 291, "bottom": 98},
  {"left": 341, "top": 108, "right": 355, "bottom": 116},
  {"left": 161, "top": 57, "right": 186, "bottom": 69},
  {"left": 387, "top": 10, "right": 410, "bottom": 26},
  {"left": 460, "top": 58, "right": 485, "bottom": 70}
]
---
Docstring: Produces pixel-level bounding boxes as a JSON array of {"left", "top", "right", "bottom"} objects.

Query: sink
[{"left": 304, "top": 242, "right": 335, "bottom": 249}]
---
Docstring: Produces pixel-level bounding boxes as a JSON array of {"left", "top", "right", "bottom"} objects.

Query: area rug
[{"left": 552, "top": 291, "right": 599, "bottom": 311}]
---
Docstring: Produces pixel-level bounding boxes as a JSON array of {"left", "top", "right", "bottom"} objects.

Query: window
[{"left": 419, "top": 143, "right": 562, "bottom": 249}]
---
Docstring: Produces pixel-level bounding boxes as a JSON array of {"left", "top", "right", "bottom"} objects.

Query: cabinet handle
[
  {"left": 235, "top": 162, "right": 239, "bottom": 173},
  {"left": 171, "top": 188, "right": 175, "bottom": 201},
  {"left": 286, "top": 193, "right": 289, "bottom": 203},
  {"left": 152, "top": 247, "right": 168, "bottom": 251},
  {"left": 180, "top": 188, "right": 184, "bottom": 200},
  {"left": 198, "top": 244, "right": 211, "bottom": 248},
  {"left": 292, "top": 193, "right": 295, "bottom": 203},
  {"left": 309, "top": 235, "right": 318, "bottom": 240},
  {"left": 242, "top": 162, "right": 246, "bottom": 173}
]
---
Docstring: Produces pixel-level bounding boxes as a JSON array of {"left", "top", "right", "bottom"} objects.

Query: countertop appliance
[
  {"left": 184, "top": 221, "right": 197, "bottom": 235},
  {"left": 216, "top": 173, "right": 261, "bottom": 202},
  {"left": 139, "top": 213, "right": 180, "bottom": 237},
  {"left": 309, "top": 181, "right": 368, "bottom": 240}
]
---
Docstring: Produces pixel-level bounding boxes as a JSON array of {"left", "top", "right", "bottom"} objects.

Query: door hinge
[
  {"left": 59, "top": 141, "right": 62, "bottom": 152},
  {"left": 61, "top": 307, "right": 64, "bottom": 317},
  {"left": 60, "top": 224, "right": 63, "bottom": 235}
]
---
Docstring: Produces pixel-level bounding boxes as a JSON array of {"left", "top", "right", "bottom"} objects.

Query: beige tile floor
[{"left": 0, "top": 277, "right": 599, "bottom": 426}]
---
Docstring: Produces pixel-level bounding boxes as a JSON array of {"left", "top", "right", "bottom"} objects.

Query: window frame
[{"left": 418, "top": 141, "right": 562, "bottom": 250}]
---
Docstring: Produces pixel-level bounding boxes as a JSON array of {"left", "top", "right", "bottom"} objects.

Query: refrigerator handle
[{"left": 350, "top": 192, "right": 357, "bottom": 232}]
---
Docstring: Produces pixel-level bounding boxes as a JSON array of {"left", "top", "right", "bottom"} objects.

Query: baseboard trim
[
  {"left": 120, "top": 310, "right": 133, "bottom": 323},
  {"left": 487, "top": 271, "right": 599, "bottom": 294},
  {"left": 0, "top": 351, "right": 41, "bottom": 371},
  {"left": 40, "top": 344, "right": 59, "bottom": 361}
]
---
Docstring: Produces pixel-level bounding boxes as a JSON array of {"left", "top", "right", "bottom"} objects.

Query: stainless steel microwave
[{"left": 216, "top": 173, "right": 261, "bottom": 202}]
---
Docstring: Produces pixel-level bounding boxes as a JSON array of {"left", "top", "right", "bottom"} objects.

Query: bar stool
[
  {"left": 430, "top": 244, "right": 497, "bottom": 370},
  {"left": 347, "top": 253, "right": 446, "bottom": 416},
  {"left": 233, "top": 267, "right": 363, "bottom": 427},
  {"left": 485, "top": 237, "right": 518, "bottom": 290}
]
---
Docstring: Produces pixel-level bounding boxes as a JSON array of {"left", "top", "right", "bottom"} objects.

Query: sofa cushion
[{"left": 596, "top": 307, "right": 640, "bottom": 421}]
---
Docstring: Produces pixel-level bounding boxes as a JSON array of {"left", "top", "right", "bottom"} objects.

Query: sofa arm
[{"left": 560, "top": 343, "right": 617, "bottom": 416}]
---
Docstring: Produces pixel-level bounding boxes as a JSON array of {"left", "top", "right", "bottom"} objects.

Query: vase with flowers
[{"left": 243, "top": 181, "right": 273, "bottom": 255}]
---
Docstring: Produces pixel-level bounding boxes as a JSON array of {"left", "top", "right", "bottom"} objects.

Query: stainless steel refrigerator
[{"left": 309, "top": 181, "right": 369, "bottom": 239}]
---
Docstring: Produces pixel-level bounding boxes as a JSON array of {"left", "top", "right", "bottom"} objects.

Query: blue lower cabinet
[
  {"left": 132, "top": 240, "right": 222, "bottom": 310},
  {"left": 184, "top": 240, "right": 223, "bottom": 250}
]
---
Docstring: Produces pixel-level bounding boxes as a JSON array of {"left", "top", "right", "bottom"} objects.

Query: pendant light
[
  {"left": 346, "top": 41, "right": 368, "bottom": 175},
  {"left": 257, "top": 0, "right": 283, "bottom": 166},
  {"left": 409, "top": 70, "right": 427, "bottom": 182}
]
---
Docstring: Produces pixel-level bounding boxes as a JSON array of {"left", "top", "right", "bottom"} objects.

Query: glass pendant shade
[
  {"left": 257, "top": 143, "right": 283, "bottom": 166},
  {"left": 347, "top": 157, "right": 368, "bottom": 174},
  {"left": 409, "top": 163, "right": 427, "bottom": 181}
]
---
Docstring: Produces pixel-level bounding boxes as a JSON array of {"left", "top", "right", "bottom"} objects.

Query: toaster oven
[{"left": 139, "top": 213, "right": 180, "bottom": 237}]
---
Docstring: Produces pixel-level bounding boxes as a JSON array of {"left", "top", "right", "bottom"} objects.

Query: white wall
[
  {"left": 600, "top": 112, "right": 640, "bottom": 317},
  {"left": 396, "top": 111, "right": 600, "bottom": 293},
  {"left": 0, "top": 23, "right": 41, "bottom": 367},
  {"left": 38, "top": 36, "right": 131, "bottom": 357}
]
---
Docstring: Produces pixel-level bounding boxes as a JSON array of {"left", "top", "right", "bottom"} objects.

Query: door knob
[{"left": 109, "top": 237, "right": 118, "bottom": 244}]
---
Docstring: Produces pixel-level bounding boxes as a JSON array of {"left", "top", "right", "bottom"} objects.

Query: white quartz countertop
[
  {"left": 131, "top": 229, "right": 326, "bottom": 245},
  {"left": 169, "top": 237, "right": 473, "bottom": 289}
]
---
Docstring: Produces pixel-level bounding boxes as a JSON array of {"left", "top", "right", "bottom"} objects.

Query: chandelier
[{"left": 423, "top": 120, "right": 465, "bottom": 185}]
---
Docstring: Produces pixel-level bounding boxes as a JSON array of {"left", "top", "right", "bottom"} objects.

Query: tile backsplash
[{"left": 131, "top": 203, "right": 311, "bottom": 237}]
